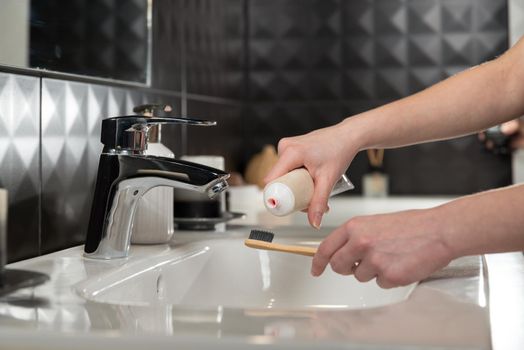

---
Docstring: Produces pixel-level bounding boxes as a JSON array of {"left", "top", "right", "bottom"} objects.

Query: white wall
[
  {"left": 510, "top": 0, "right": 524, "bottom": 44},
  {"left": 0, "top": 0, "right": 30, "bottom": 67},
  {"left": 509, "top": 0, "right": 524, "bottom": 184}
]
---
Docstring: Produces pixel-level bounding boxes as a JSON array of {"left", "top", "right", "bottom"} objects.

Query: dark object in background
[
  {"left": 0, "top": 269, "right": 49, "bottom": 298},
  {"left": 0, "top": 189, "right": 48, "bottom": 297},
  {"left": 483, "top": 125, "right": 511, "bottom": 155},
  {"left": 173, "top": 200, "right": 221, "bottom": 218}
]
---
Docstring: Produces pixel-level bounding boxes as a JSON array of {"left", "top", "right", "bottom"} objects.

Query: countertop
[{"left": 0, "top": 195, "right": 522, "bottom": 349}]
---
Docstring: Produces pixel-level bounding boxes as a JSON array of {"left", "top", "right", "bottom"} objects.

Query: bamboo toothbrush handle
[{"left": 245, "top": 239, "right": 317, "bottom": 257}]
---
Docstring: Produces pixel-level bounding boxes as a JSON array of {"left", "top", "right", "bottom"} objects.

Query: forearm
[
  {"left": 342, "top": 38, "right": 524, "bottom": 151},
  {"left": 438, "top": 184, "right": 524, "bottom": 258}
]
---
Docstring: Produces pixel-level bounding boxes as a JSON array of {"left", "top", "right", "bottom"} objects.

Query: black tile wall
[
  {"left": 152, "top": 0, "right": 246, "bottom": 166},
  {"left": 184, "top": 0, "right": 245, "bottom": 98},
  {"left": 247, "top": 0, "right": 511, "bottom": 195},
  {"left": 30, "top": 0, "right": 149, "bottom": 83},
  {"left": 386, "top": 139, "right": 511, "bottom": 195},
  {"left": 243, "top": 101, "right": 345, "bottom": 158},
  {"left": 248, "top": 0, "right": 343, "bottom": 102},
  {"left": 152, "top": 0, "right": 183, "bottom": 92},
  {"left": 152, "top": 0, "right": 246, "bottom": 165},
  {"left": 185, "top": 99, "right": 244, "bottom": 171},
  {"left": 152, "top": 0, "right": 245, "bottom": 99}
]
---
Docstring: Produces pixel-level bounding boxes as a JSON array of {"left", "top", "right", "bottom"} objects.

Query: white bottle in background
[
  {"left": 513, "top": 149, "right": 524, "bottom": 184},
  {"left": 509, "top": 1, "right": 524, "bottom": 184},
  {"left": 131, "top": 127, "right": 175, "bottom": 244},
  {"left": 263, "top": 168, "right": 354, "bottom": 217}
]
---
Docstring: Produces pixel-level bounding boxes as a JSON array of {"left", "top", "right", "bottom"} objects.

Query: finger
[
  {"left": 308, "top": 175, "right": 335, "bottom": 229},
  {"left": 311, "top": 226, "right": 349, "bottom": 276},
  {"left": 329, "top": 242, "right": 363, "bottom": 276},
  {"left": 263, "top": 149, "right": 303, "bottom": 184},
  {"left": 301, "top": 205, "right": 329, "bottom": 214},
  {"left": 352, "top": 259, "right": 377, "bottom": 283},
  {"left": 500, "top": 120, "right": 520, "bottom": 135},
  {"left": 376, "top": 276, "right": 396, "bottom": 289}
]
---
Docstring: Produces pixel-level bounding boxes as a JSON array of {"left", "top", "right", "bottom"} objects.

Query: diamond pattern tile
[
  {"left": 249, "top": 0, "right": 508, "bottom": 101},
  {"left": 375, "top": 36, "right": 408, "bottom": 67},
  {"left": 153, "top": 0, "right": 244, "bottom": 98},
  {"left": 0, "top": 73, "right": 40, "bottom": 262},
  {"left": 247, "top": 0, "right": 510, "bottom": 194},
  {"left": 375, "top": 0, "right": 408, "bottom": 35},
  {"left": 152, "top": 0, "right": 183, "bottom": 92},
  {"left": 408, "top": 1, "right": 441, "bottom": 34},
  {"left": 40, "top": 79, "right": 180, "bottom": 254},
  {"left": 387, "top": 138, "right": 512, "bottom": 195},
  {"left": 343, "top": 37, "right": 374, "bottom": 69},
  {"left": 184, "top": 0, "right": 245, "bottom": 98},
  {"left": 408, "top": 35, "right": 441, "bottom": 66},
  {"left": 476, "top": 0, "right": 508, "bottom": 31},
  {"left": 441, "top": 0, "right": 474, "bottom": 33},
  {"left": 249, "top": 0, "right": 343, "bottom": 102},
  {"left": 442, "top": 34, "right": 475, "bottom": 66}
]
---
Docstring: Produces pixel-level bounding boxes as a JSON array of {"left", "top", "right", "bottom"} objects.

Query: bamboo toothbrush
[{"left": 244, "top": 230, "right": 317, "bottom": 257}]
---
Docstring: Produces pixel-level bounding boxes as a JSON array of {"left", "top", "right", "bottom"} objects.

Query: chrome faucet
[{"left": 84, "top": 113, "right": 229, "bottom": 259}]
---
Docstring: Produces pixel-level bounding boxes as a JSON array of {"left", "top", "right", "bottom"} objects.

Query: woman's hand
[
  {"left": 264, "top": 121, "right": 360, "bottom": 228},
  {"left": 311, "top": 208, "right": 454, "bottom": 288}
]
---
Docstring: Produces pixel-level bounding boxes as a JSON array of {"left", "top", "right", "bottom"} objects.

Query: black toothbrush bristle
[{"left": 249, "top": 230, "right": 275, "bottom": 242}]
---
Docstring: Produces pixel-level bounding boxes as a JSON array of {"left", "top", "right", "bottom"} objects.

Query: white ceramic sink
[{"left": 75, "top": 235, "right": 416, "bottom": 310}]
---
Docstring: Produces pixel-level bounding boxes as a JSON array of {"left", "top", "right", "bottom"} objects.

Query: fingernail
[
  {"left": 313, "top": 212, "right": 323, "bottom": 229},
  {"left": 311, "top": 268, "right": 319, "bottom": 277}
]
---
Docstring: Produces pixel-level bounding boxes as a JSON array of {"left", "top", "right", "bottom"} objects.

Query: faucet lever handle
[
  {"left": 102, "top": 115, "right": 216, "bottom": 152},
  {"left": 132, "top": 104, "right": 216, "bottom": 126},
  {"left": 139, "top": 117, "right": 216, "bottom": 127}
]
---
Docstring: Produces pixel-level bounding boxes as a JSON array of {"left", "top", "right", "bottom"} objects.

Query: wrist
[
  {"left": 430, "top": 203, "right": 463, "bottom": 261},
  {"left": 338, "top": 114, "right": 373, "bottom": 153}
]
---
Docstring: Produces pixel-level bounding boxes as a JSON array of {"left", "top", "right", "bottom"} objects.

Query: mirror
[{"left": 0, "top": 0, "right": 151, "bottom": 84}]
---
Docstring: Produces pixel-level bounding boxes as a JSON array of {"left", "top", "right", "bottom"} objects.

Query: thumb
[{"left": 307, "top": 175, "right": 334, "bottom": 229}]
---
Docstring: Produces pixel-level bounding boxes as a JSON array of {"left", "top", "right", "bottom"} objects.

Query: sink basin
[{"left": 75, "top": 236, "right": 416, "bottom": 310}]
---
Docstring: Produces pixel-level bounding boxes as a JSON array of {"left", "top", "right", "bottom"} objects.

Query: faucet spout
[{"left": 84, "top": 154, "right": 229, "bottom": 259}]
